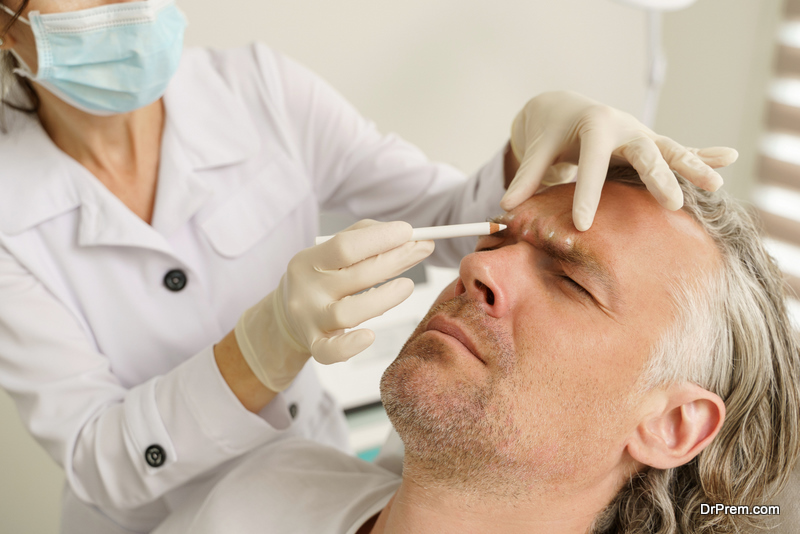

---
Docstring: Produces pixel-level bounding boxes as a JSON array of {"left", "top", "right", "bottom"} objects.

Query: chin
[
  {"left": 381, "top": 334, "right": 498, "bottom": 457},
  {"left": 380, "top": 335, "right": 445, "bottom": 418},
  {"left": 380, "top": 348, "right": 539, "bottom": 494}
]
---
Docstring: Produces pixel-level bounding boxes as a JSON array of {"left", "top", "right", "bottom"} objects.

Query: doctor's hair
[
  {"left": 589, "top": 165, "right": 800, "bottom": 534},
  {"left": 0, "top": 0, "right": 40, "bottom": 131}
]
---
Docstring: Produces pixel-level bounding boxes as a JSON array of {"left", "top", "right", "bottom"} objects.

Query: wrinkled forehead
[{"left": 500, "top": 182, "right": 720, "bottom": 309}]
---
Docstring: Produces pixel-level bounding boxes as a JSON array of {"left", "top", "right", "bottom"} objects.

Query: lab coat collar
[
  {"left": 0, "top": 121, "right": 176, "bottom": 253},
  {"left": 160, "top": 48, "right": 260, "bottom": 171},
  {"left": 144, "top": 48, "right": 262, "bottom": 238},
  {"left": 0, "top": 115, "right": 82, "bottom": 236},
  {"left": 74, "top": 176, "right": 174, "bottom": 256},
  {"left": 0, "top": 48, "right": 260, "bottom": 244}
]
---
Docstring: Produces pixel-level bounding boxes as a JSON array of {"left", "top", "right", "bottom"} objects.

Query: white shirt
[
  {"left": 0, "top": 44, "right": 505, "bottom": 533},
  {"left": 154, "top": 440, "right": 800, "bottom": 534},
  {"left": 152, "top": 438, "right": 401, "bottom": 534}
]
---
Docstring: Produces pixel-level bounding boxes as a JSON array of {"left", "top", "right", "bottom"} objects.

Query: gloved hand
[
  {"left": 235, "top": 220, "right": 433, "bottom": 392},
  {"left": 503, "top": 91, "right": 739, "bottom": 231}
]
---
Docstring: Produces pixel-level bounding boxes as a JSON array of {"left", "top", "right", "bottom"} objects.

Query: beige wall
[
  {"left": 0, "top": 1, "right": 782, "bottom": 532},
  {"left": 0, "top": 390, "right": 64, "bottom": 533},
  {"left": 181, "top": 0, "right": 648, "bottom": 171},
  {"left": 658, "top": 0, "right": 784, "bottom": 199}
]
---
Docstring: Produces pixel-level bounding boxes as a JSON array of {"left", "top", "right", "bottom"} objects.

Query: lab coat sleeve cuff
[{"left": 152, "top": 345, "right": 291, "bottom": 471}]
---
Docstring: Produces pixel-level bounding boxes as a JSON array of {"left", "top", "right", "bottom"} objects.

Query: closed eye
[
  {"left": 560, "top": 275, "right": 592, "bottom": 299},
  {"left": 476, "top": 247, "right": 593, "bottom": 300}
]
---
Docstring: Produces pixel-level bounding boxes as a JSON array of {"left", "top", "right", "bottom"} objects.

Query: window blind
[{"left": 755, "top": 0, "right": 800, "bottom": 303}]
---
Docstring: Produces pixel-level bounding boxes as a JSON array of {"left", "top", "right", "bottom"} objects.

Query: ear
[
  {"left": 0, "top": 7, "right": 27, "bottom": 50},
  {"left": 626, "top": 383, "right": 725, "bottom": 470},
  {"left": 0, "top": 24, "right": 18, "bottom": 50}
]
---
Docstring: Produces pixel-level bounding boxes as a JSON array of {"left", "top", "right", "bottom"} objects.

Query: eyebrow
[
  {"left": 540, "top": 238, "right": 622, "bottom": 305},
  {"left": 490, "top": 215, "right": 623, "bottom": 308}
]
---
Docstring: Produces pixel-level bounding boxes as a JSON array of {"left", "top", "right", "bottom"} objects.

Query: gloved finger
[
  {"left": 653, "top": 137, "right": 723, "bottom": 192},
  {"left": 618, "top": 136, "right": 683, "bottom": 211},
  {"left": 332, "top": 240, "right": 434, "bottom": 298},
  {"left": 338, "top": 218, "right": 381, "bottom": 232},
  {"left": 500, "top": 138, "right": 560, "bottom": 212},
  {"left": 322, "top": 277, "right": 415, "bottom": 332},
  {"left": 311, "top": 328, "right": 376, "bottom": 365},
  {"left": 690, "top": 146, "right": 739, "bottom": 169},
  {"left": 508, "top": 111, "right": 527, "bottom": 162},
  {"left": 315, "top": 220, "right": 413, "bottom": 271},
  {"left": 571, "top": 131, "right": 615, "bottom": 231},
  {"left": 541, "top": 162, "right": 578, "bottom": 187}
]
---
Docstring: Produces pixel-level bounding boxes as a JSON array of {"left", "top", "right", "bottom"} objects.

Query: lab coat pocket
[{"left": 200, "top": 163, "right": 311, "bottom": 258}]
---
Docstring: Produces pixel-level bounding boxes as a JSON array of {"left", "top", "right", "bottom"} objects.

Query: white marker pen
[{"left": 315, "top": 222, "right": 507, "bottom": 245}]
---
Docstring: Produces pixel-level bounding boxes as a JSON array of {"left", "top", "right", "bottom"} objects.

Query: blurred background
[{"left": 2, "top": 0, "right": 796, "bottom": 531}]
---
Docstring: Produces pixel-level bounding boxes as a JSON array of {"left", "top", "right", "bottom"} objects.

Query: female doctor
[{"left": 0, "top": 0, "right": 737, "bottom": 532}]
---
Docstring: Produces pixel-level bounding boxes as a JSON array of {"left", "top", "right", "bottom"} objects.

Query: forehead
[{"left": 503, "top": 182, "right": 720, "bottom": 312}]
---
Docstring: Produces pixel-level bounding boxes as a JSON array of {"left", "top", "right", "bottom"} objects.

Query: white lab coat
[
  {"left": 0, "top": 44, "right": 506, "bottom": 533},
  {"left": 152, "top": 438, "right": 402, "bottom": 534}
]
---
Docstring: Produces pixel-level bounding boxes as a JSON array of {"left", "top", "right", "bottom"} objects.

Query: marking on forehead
[
  {"left": 527, "top": 218, "right": 623, "bottom": 308},
  {"left": 537, "top": 223, "right": 572, "bottom": 251}
]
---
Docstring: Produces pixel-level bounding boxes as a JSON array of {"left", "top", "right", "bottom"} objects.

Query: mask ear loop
[
  {"left": 0, "top": 3, "right": 35, "bottom": 107},
  {"left": 0, "top": 3, "right": 31, "bottom": 50},
  {"left": 0, "top": 5, "right": 34, "bottom": 77},
  {"left": 0, "top": 3, "right": 30, "bottom": 25}
]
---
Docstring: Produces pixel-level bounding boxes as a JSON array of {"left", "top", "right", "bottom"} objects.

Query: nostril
[
  {"left": 454, "top": 279, "right": 466, "bottom": 297},
  {"left": 475, "top": 280, "right": 495, "bottom": 306}
]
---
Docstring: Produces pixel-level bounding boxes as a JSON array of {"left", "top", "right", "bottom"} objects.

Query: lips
[{"left": 425, "top": 315, "right": 486, "bottom": 365}]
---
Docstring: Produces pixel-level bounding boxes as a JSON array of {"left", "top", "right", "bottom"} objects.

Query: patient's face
[{"left": 380, "top": 181, "right": 719, "bottom": 493}]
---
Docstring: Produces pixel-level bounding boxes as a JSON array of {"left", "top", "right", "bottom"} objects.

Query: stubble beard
[{"left": 379, "top": 296, "right": 539, "bottom": 499}]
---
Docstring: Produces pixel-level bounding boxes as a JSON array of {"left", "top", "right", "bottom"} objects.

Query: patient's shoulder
[
  {"left": 261, "top": 436, "right": 398, "bottom": 476},
  {"left": 160, "top": 438, "right": 400, "bottom": 534}
]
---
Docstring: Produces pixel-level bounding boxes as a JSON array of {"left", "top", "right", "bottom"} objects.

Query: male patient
[{"left": 154, "top": 167, "right": 799, "bottom": 534}]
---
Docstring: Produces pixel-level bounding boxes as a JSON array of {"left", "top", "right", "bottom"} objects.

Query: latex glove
[
  {"left": 503, "top": 91, "right": 739, "bottom": 231},
  {"left": 235, "top": 220, "right": 433, "bottom": 392}
]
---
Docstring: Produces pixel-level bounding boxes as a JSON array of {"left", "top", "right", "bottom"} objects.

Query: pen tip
[
  {"left": 489, "top": 223, "right": 507, "bottom": 234},
  {"left": 499, "top": 224, "right": 507, "bottom": 231}
]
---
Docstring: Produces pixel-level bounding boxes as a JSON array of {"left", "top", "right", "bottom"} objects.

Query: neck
[
  {"left": 35, "top": 84, "right": 164, "bottom": 174},
  {"left": 368, "top": 458, "right": 625, "bottom": 534},
  {"left": 32, "top": 83, "right": 165, "bottom": 223}
]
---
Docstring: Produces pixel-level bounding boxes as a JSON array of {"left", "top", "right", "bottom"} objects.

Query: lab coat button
[
  {"left": 163, "top": 270, "right": 187, "bottom": 291},
  {"left": 289, "top": 403, "right": 299, "bottom": 419},
  {"left": 145, "top": 445, "right": 166, "bottom": 467}
]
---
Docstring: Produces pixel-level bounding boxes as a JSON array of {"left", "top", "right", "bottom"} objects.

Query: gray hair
[{"left": 591, "top": 166, "right": 800, "bottom": 533}]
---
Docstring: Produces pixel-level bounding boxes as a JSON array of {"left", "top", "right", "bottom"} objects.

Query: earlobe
[
  {"left": 627, "top": 383, "right": 725, "bottom": 470},
  {"left": 0, "top": 32, "right": 16, "bottom": 50}
]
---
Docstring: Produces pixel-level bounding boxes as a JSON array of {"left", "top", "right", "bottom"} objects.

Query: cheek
[
  {"left": 431, "top": 279, "right": 459, "bottom": 308},
  {"left": 511, "top": 311, "right": 639, "bottom": 419}
]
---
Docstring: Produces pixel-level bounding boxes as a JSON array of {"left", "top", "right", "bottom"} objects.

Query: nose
[{"left": 455, "top": 248, "right": 517, "bottom": 318}]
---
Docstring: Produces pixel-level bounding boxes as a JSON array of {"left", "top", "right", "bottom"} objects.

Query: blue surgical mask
[{"left": 1, "top": 0, "right": 187, "bottom": 115}]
